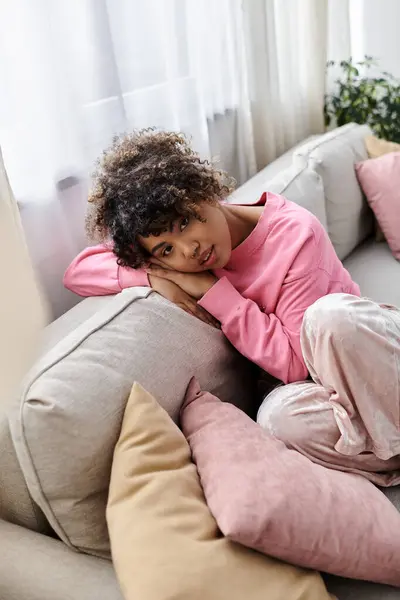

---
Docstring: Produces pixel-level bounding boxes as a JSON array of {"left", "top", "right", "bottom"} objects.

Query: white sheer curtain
[
  {"left": 327, "top": 0, "right": 366, "bottom": 91},
  {"left": 0, "top": 0, "right": 256, "bottom": 200},
  {"left": 242, "top": 0, "right": 328, "bottom": 170},
  {"left": 0, "top": 0, "right": 328, "bottom": 317}
]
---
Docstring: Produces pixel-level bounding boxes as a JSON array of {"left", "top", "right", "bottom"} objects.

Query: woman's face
[{"left": 138, "top": 201, "right": 232, "bottom": 272}]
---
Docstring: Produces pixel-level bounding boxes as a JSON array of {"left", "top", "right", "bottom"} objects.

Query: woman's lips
[{"left": 200, "top": 245, "right": 216, "bottom": 268}]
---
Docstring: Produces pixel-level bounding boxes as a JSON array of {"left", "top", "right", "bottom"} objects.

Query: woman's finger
[
  {"left": 181, "top": 300, "right": 211, "bottom": 326},
  {"left": 148, "top": 257, "right": 164, "bottom": 267},
  {"left": 146, "top": 266, "right": 175, "bottom": 281},
  {"left": 189, "top": 309, "right": 219, "bottom": 329},
  {"left": 148, "top": 257, "right": 174, "bottom": 270},
  {"left": 194, "top": 305, "right": 221, "bottom": 329}
]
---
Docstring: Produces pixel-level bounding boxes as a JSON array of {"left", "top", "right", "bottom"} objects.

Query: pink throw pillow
[
  {"left": 355, "top": 151, "right": 400, "bottom": 259},
  {"left": 181, "top": 379, "right": 400, "bottom": 587}
]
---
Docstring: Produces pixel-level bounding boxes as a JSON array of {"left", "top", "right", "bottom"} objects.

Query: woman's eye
[
  {"left": 180, "top": 217, "right": 189, "bottom": 231},
  {"left": 162, "top": 245, "right": 173, "bottom": 257}
]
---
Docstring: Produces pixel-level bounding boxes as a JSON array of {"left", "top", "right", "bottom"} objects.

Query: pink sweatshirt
[{"left": 64, "top": 193, "right": 360, "bottom": 383}]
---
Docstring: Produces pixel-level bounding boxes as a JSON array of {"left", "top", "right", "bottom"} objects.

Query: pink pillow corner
[
  {"left": 180, "top": 376, "right": 225, "bottom": 431},
  {"left": 356, "top": 151, "right": 400, "bottom": 260},
  {"left": 181, "top": 376, "right": 202, "bottom": 413}
]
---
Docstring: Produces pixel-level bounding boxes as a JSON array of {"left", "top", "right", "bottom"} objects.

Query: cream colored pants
[{"left": 258, "top": 294, "right": 400, "bottom": 486}]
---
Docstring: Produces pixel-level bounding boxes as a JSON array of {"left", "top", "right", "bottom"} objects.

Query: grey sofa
[{"left": 1, "top": 123, "right": 400, "bottom": 600}]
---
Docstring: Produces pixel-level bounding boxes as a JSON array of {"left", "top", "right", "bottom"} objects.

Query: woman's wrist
[{"left": 196, "top": 274, "right": 218, "bottom": 299}]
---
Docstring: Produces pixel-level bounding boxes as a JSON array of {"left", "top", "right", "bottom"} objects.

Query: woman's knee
[
  {"left": 303, "top": 293, "right": 357, "bottom": 342},
  {"left": 257, "top": 384, "right": 314, "bottom": 449},
  {"left": 257, "top": 381, "right": 337, "bottom": 453}
]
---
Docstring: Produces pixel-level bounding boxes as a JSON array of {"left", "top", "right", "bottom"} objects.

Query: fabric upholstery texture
[
  {"left": 39, "top": 295, "right": 110, "bottom": 356},
  {"left": 0, "top": 519, "right": 122, "bottom": 600},
  {"left": 365, "top": 135, "right": 400, "bottom": 159},
  {"left": 355, "top": 152, "right": 400, "bottom": 260},
  {"left": 294, "top": 123, "right": 373, "bottom": 259},
  {"left": 0, "top": 418, "right": 47, "bottom": 533},
  {"left": 344, "top": 239, "right": 400, "bottom": 306},
  {"left": 107, "top": 382, "right": 332, "bottom": 600},
  {"left": 229, "top": 134, "right": 320, "bottom": 205},
  {"left": 181, "top": 379, "right": 400, "bottom": 587},
  {"left": 10, "top": 287, "right": 254, "bottom": 558},
  {"left": 265, "top": 164, "right": 328, "bottom": 229},
  {"left": 232, "top": 162, "right": 327, "bottom": 231}
]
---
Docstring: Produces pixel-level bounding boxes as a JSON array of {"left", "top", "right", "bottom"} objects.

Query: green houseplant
[{"left": 324, "top": 56, "right": 400, "bottom": 143}]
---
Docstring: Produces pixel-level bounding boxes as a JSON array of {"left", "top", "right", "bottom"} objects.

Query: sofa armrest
[{"left": 0, "top": 519, "right": 123, "bottom": 600}]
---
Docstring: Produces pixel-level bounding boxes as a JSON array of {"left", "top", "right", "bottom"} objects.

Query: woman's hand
[
  {"left": 149, "top": 275, "right": 220, "bottom": 329},
  {"left": 147, "top": 266, "right": 217, "bottom": 300}
]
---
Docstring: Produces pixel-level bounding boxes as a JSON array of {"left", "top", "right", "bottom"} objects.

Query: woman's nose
[{"left": 181, "top": 240, "right": 199, "bottom": 259}]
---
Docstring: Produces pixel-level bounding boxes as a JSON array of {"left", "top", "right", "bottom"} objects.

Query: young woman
[{"left": 65, "top": 129, "right": 400, "bottom": 486}]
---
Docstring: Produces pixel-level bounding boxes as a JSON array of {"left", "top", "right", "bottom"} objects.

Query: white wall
[
  {"left": 355, "top": 0, "right": 400, "bottom": 77},
  {"left": 329, "top": 0, "right": 400, "bottom": 78}
]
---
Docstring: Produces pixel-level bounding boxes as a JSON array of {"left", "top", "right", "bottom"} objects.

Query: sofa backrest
[
  {"left": 293, "top": 123, "right": 373, "bottom": 260},
  {"left": 231, "top": 123, "right": 373, "bottom": 262},
  {"left": 231, "top": 161, "right": 328, "bottom": 232},
  {"left": 8, "top": 288, "right": 255, "bottom": 557}
]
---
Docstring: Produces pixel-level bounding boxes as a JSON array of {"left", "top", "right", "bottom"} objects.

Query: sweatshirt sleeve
[
  {"left": 199, "top": 276, "right": 315, "bottom": 384},
  {"left": 63, "top": 244, "right": 149, "bottom": 297}
]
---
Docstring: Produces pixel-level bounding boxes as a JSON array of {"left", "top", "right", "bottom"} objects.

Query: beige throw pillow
[
  {"left": 365, "top": 135, "right": 400, "bottom": 159},
  {"left": 106, "top": 383, "right": 333, "bottom": 600}
]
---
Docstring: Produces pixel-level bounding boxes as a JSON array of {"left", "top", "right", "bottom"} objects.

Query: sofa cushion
[
  {"left": 229, "top": 135, "right": 321, "bottom": 203},
  {"left": 294, "top": 123, "right": 374, "bottom": 260},
  {"left": 231, "top": 163, "right": 327, "bottom": 229},
  {"left": 267, "top": 164, "right": 328, "bottom": 229},
  {"left": 344, "top": 239, "right": 400, "bottom": 307},
  {"left": 107, "top": 382, "right": 332, "bottom": 600},
  {"left": 10, "top": 288, "right": 254, "bottom": 558},
  {"left": 39, "top": 296, "right": 110, "bottom": 356},
  {"left": 0, "top": 519, "right": 123, "bottom": 600}
]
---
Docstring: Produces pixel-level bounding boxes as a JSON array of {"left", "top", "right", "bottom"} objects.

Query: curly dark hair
[{"left": 86, "top": 129, "right": 235, "bottom": 268}]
